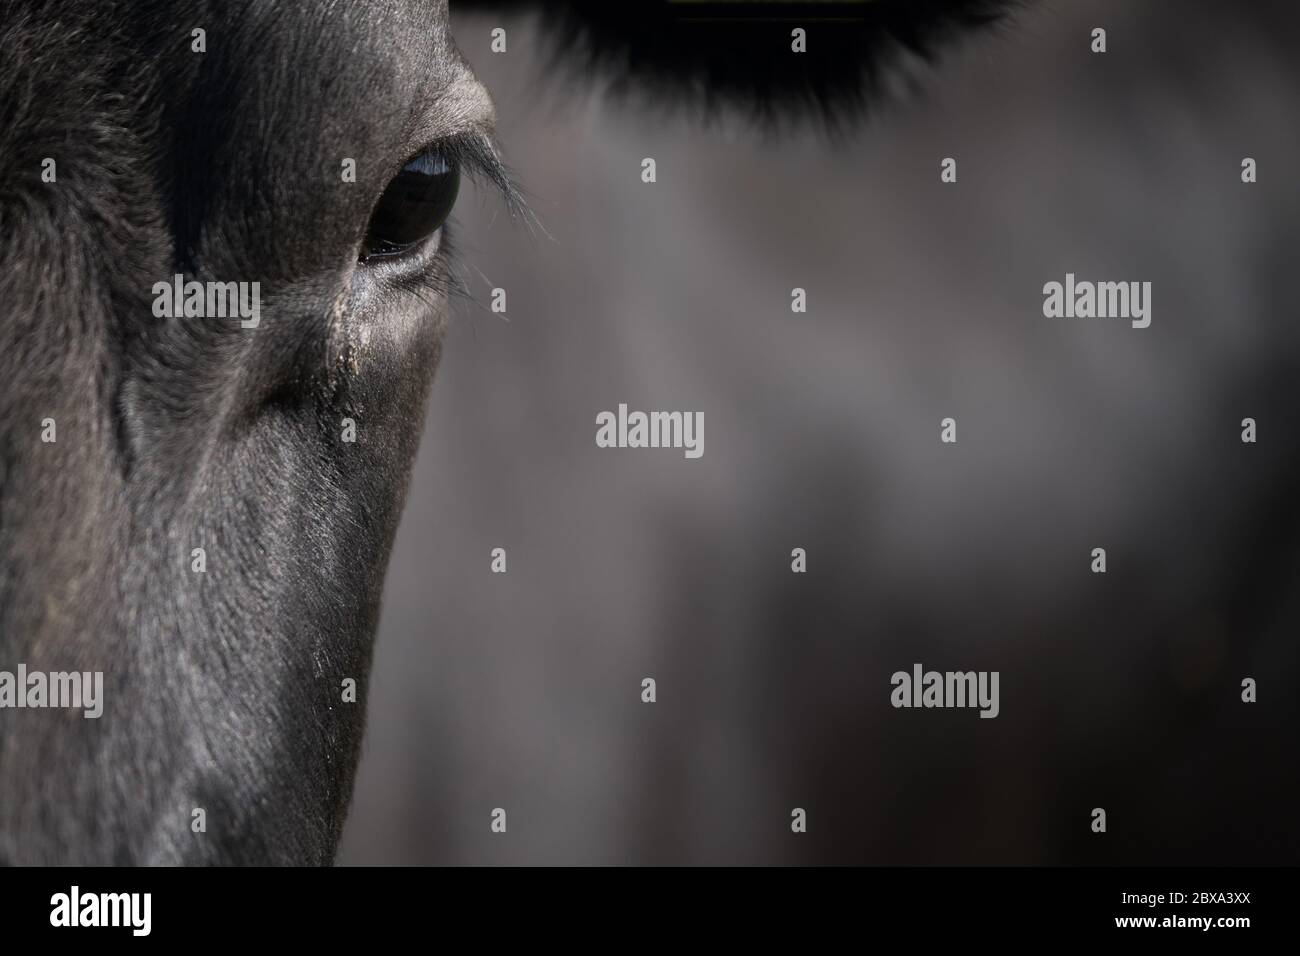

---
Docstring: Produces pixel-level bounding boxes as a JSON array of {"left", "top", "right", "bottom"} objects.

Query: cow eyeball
[{"left": 360, "top": 150, "right": 460, "bottom": 261}]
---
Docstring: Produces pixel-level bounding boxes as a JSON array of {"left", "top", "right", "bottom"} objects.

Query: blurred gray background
[{"left": 339, "top": 0, "right": 1300, "bottom": 864}]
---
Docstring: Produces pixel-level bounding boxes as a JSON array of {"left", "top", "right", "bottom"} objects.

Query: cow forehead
[
  {"left": 197, "top": 0, "right": 454, "bottom": 93},
  {"left": 183, "top": 0, "right": 451, "bottom": 68},
  {"left": 186, "top": 0, "right": 458, "bottom": 129}
]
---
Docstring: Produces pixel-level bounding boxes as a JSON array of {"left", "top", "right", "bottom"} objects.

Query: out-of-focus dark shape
[{"left": 461, "top": 0, "right": 1021, "bottom": 130}]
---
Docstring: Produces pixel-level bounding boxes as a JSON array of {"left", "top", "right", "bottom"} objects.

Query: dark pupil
[{"left": 361, "top": 152, "right": 460, "bottom": 260}]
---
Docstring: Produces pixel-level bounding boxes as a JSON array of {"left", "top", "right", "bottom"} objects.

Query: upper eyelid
[{"left": 395, "top": 56, "right": 528, "bottom": 216}]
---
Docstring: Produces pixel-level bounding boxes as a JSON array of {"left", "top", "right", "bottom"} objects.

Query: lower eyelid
[
  {"left": 357, "top": 222, "right": 460, "bottom": 304},
  {"left": 359, "top": 220, "right": 448, "bottom": 270}
]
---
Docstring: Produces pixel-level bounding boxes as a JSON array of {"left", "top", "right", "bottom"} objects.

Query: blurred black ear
[{"left": 458, "top": 0, "right": 1021, "bottom": 130}]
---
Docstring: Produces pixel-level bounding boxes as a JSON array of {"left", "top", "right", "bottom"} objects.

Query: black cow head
[{"left": 0, "top": 0, "right": 1012, "bottom": 863}]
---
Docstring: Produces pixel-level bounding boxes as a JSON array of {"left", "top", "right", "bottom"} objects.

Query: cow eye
[{"left": 360, "top": 150, "right": 460, "bottom": 261}]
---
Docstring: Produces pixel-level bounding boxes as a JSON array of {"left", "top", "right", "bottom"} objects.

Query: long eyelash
[
  {"left": 416, "top": 134, "right": 545, "bottom": 320},
  {"left": 433, "top": 222, "right": 511, "bottom": 323},
  {"left": 388, "top": 222, "right": 501, "bottom": 329},
  {"left": 432, "top": 224, "right": 474, "bottom": 305},
  {"left": 438, "top": 131, "right": 538, "bottom": 235}
]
